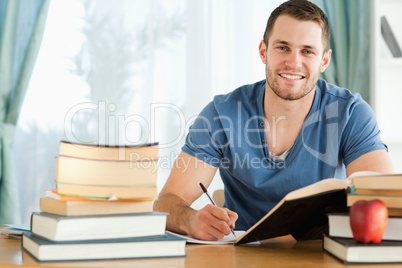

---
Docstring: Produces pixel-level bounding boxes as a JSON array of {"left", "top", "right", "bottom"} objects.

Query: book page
[
  {"left": 1, "top": 224, "right": 30, "bottom": 237},
  {"left": 285, "top": 178, "right": 348, "bottom": 200},
  {"left": 167, "top": 230, "right": 246, "bottom": 245}
]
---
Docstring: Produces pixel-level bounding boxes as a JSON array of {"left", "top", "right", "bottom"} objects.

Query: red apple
[{"left": 349, "top": 200, "right": 388, "bottom": 244}]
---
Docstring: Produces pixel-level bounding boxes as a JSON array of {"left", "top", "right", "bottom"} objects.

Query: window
[{"left": 15, "top": 0, "right": 284, "bottom": 223}]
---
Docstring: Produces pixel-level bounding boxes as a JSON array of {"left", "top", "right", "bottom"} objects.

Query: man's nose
[{"left": 284, "top": 51, "right": 302, "bottom": 69}]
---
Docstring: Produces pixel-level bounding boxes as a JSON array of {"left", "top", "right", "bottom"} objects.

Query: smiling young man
[{"left": 154, "top": 0, "right": 394, "bottom": 241}]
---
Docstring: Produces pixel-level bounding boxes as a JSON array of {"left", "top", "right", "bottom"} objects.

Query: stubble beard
[{"left": 266, "top": 65, "right": 320, "bottom": 101}]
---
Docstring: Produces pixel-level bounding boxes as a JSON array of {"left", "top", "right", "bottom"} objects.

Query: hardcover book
[
  {"left": 40, "top": 197, "right": 154, "bottom": 216},
  {"left": 55, "top": 155, "right": 158, "bottom": 186},
  {"left": 56, "top": 183, "right": 157, "bottom": 199},
  {"left": 22, "top": 231, "right": 186, "bottom": 262},
  {"left": 347, "top": 193, "right": 402, "bottom": 208},
  {"left": 323, "top": 234, "right": 402, "bottom": 263},
  {"left": 328, "top": 212, "right": 402, "bottom": 241},
  {"left": 59, "top": 141, "right": 159, "bottom": 161},
  {"left": 350, "top": 173, "right": 402, "bottom": 190},
  {"left": 30, "top": 211, "right": 167, "bottom": 241},
  {"left": 235, "top": 178, "right": 348, "bottom": 245}
]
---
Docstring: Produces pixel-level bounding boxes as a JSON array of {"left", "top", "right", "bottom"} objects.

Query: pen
[{"left": 199, "top": 182, "right": 237, "bottom": 238}]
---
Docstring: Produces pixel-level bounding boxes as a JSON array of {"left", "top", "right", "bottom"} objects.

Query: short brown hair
[{"left": 263, "top": 0, "right": 331, "bottom": 52}]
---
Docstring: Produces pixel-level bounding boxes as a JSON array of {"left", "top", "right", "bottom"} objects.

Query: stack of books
[
  {"left": 40, "top": 141, "right": 160, "bottom": 215},
  {"left": 323, "top": 173, "right": 402, "bottom": 264},
  {"left": 55, "top": 141, "right": 160, "bottom": 200},
  {"left": 22, "top": 212, "right": 186, "bottom": 261},
  {"left": 346, "top": 173, "right": 402, "bottom": 216},
  {"left": 22, "top": 141, "right": 186, "bottom": 262}
]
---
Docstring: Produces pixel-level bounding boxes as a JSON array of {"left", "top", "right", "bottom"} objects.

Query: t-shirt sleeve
[
  {"left": 182, "top": 101, "right": 226, "bottom": 167},
  {"left": 341, "top": 95, "right": 387, "bottom": 167}
]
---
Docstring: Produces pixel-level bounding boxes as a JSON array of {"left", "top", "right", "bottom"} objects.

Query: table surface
[{"left": 1, "top": 233, "right": 401, "bottom": 268}]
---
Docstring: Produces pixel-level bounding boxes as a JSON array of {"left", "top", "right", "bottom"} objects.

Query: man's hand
[
  {"left": 153, "top": 151, "right": 237, "bottom": 241},
  {"left": 186, "top": 204, "right": 238, "bottom": 241}
]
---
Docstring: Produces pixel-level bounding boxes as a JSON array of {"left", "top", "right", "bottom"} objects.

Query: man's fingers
[
  {"left": 192, "top": 209, "right": 226, "bottom": 240},
  {"left": 205, "top": 205, "right": 237, "bottom": 234},
  {"left": 189, "top": 204, "right": 238, "bottom": 241},
  {"left": 208, "top": 205, "right": 238, "bottom": 227},
  {"left": 207, "top": 204, "right": 230, "bottom": 221},
  {"left": 224, "top": 208, "right": 239, "bottom": 229}
]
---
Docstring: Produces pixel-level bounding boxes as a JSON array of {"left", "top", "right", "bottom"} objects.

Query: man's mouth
[{"left": 279, "top": 74, "right": 305, "bottom": 80}]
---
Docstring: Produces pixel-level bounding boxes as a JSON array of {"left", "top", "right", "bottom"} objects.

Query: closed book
[
  {"left": 347, "top": 194, "right": 402, "bottom": 209},
  {"left": 56, "top": 183, "right": 157, "bottom": 199},
  {"left": 388, "top": 208, "right": 402, "bottom": 217},
  {"left": 350, "top": 173, "right": 402, "bottom": 190},
  {"left": 59, "top": 141, "right": 159, "bottom": 161},
  {"left": 351, "top": 188, "right": 402, "bottom": 196},
  {"left": 235, "top": 178, "right": 348, "bottom": 245},
  {"left": 40, "top": 198, "right": 153, "bottom": 216},
  {"left": 323, "top": 234, "right": 402, "bottom": 263},
  {"left": 328, "top": 212, "right": 402, "bottom": 241},
  {"left": 30, "top": 211, "right": 167, "bottom": 241},
  {"left": 55, "top": 155, "right": 157, "bottom": 186},
  {"left": 22, "top": 231, "right": 186, "bottom": 262},
  {"left": 45, "top": 189, "right": 153, "bottom": 202}
]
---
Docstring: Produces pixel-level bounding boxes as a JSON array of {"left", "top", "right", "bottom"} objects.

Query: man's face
[{"left": 260, "top": 15, "right": 331, "bottom": 101}]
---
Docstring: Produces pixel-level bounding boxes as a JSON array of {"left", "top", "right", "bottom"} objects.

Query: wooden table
[{"left": 0, "top": 233, "right": 400, "bottom": 268}]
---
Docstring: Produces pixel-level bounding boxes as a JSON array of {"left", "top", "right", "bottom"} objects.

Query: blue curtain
[
  {"left": 313, "top": 0, "right": 371, "bottom": 103},
  {"left": 0, "top": 0, "right": 50, "bottom": 224}
]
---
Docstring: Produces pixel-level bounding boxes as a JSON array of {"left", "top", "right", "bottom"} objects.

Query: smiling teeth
[{"left": 280, "top": 74, "right": 302, "bottom": 80}]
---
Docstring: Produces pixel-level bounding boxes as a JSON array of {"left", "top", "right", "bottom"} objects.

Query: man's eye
[
  {"left": 303, "top": 50, "right": 313, "bottom": 55},
  {"left": 278, "top": 46, "right": 287, "bottom": 51}
]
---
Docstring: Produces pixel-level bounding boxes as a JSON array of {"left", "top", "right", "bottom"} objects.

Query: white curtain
[{"left": 14, "top": 0, "right": 285, "bottom": 223}]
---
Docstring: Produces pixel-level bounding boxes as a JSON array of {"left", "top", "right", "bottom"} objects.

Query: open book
[{"left": 234, "top": 178, "right": 351, "bottom": 245}]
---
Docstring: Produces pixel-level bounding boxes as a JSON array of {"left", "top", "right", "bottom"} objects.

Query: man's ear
[
  {"left": 320, "top": 49, "right": 332, "bottom": 73},
  {"left": 259, "top": 40, "right": 267, "bottom": 64}
]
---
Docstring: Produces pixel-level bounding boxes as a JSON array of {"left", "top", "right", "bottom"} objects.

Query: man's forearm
[{"left": 153, "top": 192, "right": 196, "bottom": 235}]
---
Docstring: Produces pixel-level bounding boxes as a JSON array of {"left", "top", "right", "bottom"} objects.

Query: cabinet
[{"left": 371, "top": 0, "right": 402, "bottom": 144}]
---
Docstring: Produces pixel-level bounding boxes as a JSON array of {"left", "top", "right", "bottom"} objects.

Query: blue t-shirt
[{"left": 182, "top": 79, "right": 387, "bottom": 230}]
